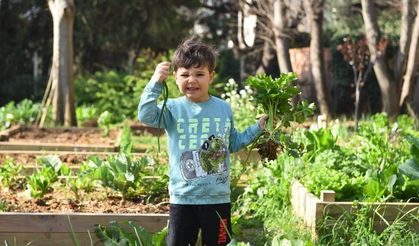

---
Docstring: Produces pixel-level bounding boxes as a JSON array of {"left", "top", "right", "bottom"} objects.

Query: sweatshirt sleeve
[
  {"left": 228, "top": 116, "right": 263, "bottom": 153},
  {"left": 138, "top": 79, "right": 167, "bottom": 128}
]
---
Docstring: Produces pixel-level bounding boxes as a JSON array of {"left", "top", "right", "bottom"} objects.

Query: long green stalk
[{"left": 157, "top": 82, "right": 169, "bottom": 152}]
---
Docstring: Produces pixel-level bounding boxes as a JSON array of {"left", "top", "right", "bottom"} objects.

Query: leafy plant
[
  {"left": 76, "top": 105, "right": 98, "bottom": 127},
  {"left": 26, "top": 166, "right": 57, "bottom": 198},
  {"left": 98, "top": 111, "right": 112, "bottom": 136},
  {"left": 0, "top": 99, "right": 41, "bottom": 130},
  {"left": 95, "top": 154, "right": 146, "bottom": 200},
  {"left": 95, "top": 220, "right": 168, "bottom": 246},
  {"left": 317, "top": 204, "right": 419, "bottom": 245},
  {"left": 68, "top": 159, "right": 100, "bottom": 200},
  {"left": 396, "top": 135, "right": 419, "bottom": 201},
  {"left": 244, "top": 73, "right": 315, "bottom": 160},
  {"left": 0, "top": 159, "right": 25, "bottom": 190},
  {"left": 120, "top": 125, "right": 133, "bottom": 155},
  {"left": 75, "top": 52, "right": 181, "bottom": 123}
]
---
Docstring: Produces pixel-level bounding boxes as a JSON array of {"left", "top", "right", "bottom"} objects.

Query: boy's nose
[{"left": 188, "top": 76, "right": 198, "bottom": 83}]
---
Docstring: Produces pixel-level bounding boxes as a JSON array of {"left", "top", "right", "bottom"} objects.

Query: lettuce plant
[{"left": 245, "top": 73, "right": 315, "bottom": 160}]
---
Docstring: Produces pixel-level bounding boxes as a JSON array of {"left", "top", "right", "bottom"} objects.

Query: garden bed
[
  {"left": 0, "top": 125, "right": 121, "bottom": 152},
  {"left": 0, "top": 212, "right": 169, "bottom": 245},
  {"left": 0, "top": 150, "right": 148, "bottom": 168},
  {"left": 129, "top": 121, "right": 165, "bottom": 136},
  {"left": 0, "top": 184, "right": 169, "bottom": 245},
  {"left": 291, "top": 180, "right": 419, "bottom": 234}
]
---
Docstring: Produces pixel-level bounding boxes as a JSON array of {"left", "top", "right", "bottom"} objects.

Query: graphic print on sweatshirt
[{"left": 180, "top": 134, "right": 227, "bottom": 180}]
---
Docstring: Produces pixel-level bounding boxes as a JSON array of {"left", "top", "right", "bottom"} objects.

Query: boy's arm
[
  {"left": 138, "top": 62, "right": 171, "bottom": 128},
  {"left": 229, "top": 115, "right": 268, "bottom": 153},
  {"left": 229, "top": 119, "right": 263, "bottom": 153},
  {"left": 137, "top": 79, "right": 164, "bottom": 128}
]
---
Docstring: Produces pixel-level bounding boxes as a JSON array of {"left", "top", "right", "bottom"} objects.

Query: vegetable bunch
[{"left": 245, "top": 73, "right": 315, "bottom": 158}]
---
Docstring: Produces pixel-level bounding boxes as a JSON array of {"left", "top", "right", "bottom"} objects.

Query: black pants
[{"left": 167, "top": 203, "right": 232, "bottom": 246}]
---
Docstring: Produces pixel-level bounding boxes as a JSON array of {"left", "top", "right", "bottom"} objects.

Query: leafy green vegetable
[
  {"left": 95, "top": 220, "right": 168, "bottom": 246},
  {"left": 0, "top": 159, "right": 25, "bottom": 189},
  {"left": 97, "top": 111, "right": 112, "bottom": 136},
  {"left": 244, "top": 73, "right": 315, "bottom": 159}
]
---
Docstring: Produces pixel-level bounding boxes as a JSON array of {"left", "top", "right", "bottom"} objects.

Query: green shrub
[
  {"left": 75, "top": 50, "right": 181, "bottom": 123},
  {"left": 0, "top": 99, "right": 41, "bottom": 130}
]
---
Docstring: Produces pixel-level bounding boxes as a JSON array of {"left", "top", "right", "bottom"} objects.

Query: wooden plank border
[
  {"left": 0, "top": 126, "right": 121, "bottom": 152},
  {"left": 0, "top": 212, "right": 169, "bottom": 245},
  {"left": 291, "top": 180, "right": 419, "bottom": 234},
  {"left": 0, "top": 142, "right": 118, "bottom": 152},
  {"left": 0, "top": 125, "right": 22, "bottom": 141}
]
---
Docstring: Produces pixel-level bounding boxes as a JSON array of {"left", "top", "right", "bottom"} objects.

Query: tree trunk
[
  {"left": 256, "top": 41, "right": 275, "bottom": 75},
  {"left": 47, "top": 0, "right": 76, "bottom": 126},
  {"left": 272, "top": 0, "right": 293, "bottom": 73},
  {"left": 303, "top": 0, "right": 330, "bottom": 116},
  {"left": 361, "top": 0, "right": 399, "bottom": 117},
  {"left": 395, "top": 0, "right": 413, "bottom": 80},
  {"left": 399, "top": 1, "right": 419, "bottom": 108}
]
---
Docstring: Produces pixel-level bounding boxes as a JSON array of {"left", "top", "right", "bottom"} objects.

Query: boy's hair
[{"left": 172, "top": 39, "right": 216, "bottom": 72}]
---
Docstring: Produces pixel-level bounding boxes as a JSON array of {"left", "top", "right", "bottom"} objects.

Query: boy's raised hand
[{"left": 152, "top": 62, "right": 171, "bottom": 83}]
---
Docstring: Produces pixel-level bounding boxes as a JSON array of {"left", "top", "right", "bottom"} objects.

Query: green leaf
[
  {"left": 399, "top": 159, "right": 419, "bottom": 180},
  {"left": 38, "top": 155, "right": 62, "bottom": 173},
  {"left": 386, "top": 174, "right": 397, "bottom": 193},
  {"left": 363, "top": 178, "right": 385, "bottom": 200},
  {"left": 152, "top": 226, "right": 168, "bottom": 246}
]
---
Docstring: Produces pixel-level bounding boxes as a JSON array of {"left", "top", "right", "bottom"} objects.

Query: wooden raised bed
[
  {"left": 0, "top": 212, "right": 169, "bottom": 245},
  {"left": 291, "top": 180, "right": 419, "bottom": 234},
  {"left": 0, "top": 126, "right": 122, "bottom": 152},
  {"left": 129, "top": 122, "right": 165, "bottom": 136}
]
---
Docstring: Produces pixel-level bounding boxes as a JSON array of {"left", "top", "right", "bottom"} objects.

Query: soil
[
  {"left": 2, "top": 126, "right": 119, "bottom": 145},
  {"left": 128, "top": 121, "right": 164, "bottom": 136},
  {"left": 0, "top": 187, "right": 169, "bottom": 214},
  {"left": 0, "top": 152, "right": 107, "bottom": 166},
  {"left": 0, "top": 126, "right": 169, "bottom": 214}
]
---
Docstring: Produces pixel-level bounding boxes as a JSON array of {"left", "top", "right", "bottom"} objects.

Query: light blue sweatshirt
[{"left": 138, "top": 79, "right": 262, "bottom": 204}]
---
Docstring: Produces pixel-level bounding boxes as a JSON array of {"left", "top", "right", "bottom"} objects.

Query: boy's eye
[{"left": 180, "top": 74, "right": 189, "bottom": 77}]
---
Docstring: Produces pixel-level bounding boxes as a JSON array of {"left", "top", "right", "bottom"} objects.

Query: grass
[{"left": 317, "top": 204, "right": 419, "bottom": 245}]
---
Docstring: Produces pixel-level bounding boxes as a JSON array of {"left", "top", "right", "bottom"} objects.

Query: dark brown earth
[
  {"left": 3, "top": 126, "right": 119, "bottom": 145},
  {"left": 0, "top": 126, "right": 168, "bottom": 214},
  {"left": 0, "top": 187, "right": 169, "bottom": 214}
]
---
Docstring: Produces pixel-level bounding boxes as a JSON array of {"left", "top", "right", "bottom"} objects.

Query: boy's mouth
[{"left": 186, "top": 87, "right": 199, "bottom": 92}]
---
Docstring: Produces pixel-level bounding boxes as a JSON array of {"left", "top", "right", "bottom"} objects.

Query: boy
[{"left": 138, "top": 39, "right": 266, "bottom": 246}]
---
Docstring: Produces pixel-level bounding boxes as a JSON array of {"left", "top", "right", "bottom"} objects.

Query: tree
[
  {"left": 361, "top": 0, "right": 419, "bottom": 117},
  {"left": 303, "top": 0, "right": 330, "bottom": 116},
  {"left": 337, "top": 37, "right": 374, "bottom": 129},
  {"left": 361, "top": 0, "right": 399, "bottom": 117},
  {"left": 399, "top": 0, "right": 419, "bottom": 113},
  {"left": 248, "top": 0, "right": 297, "bottom": 73},
  {"left": 74, "top": 0, "right": 199, "bottom": 73},
  {"left": 40, "top": 0, "right": 76, "bottom": 126}
]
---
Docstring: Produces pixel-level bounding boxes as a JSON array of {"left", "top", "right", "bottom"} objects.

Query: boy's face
[{"left": 174, "top": 65, "right": 214, "bottom": 103}]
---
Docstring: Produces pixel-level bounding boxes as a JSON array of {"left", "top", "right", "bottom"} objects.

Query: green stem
[
  {"left": 244, "top": 132, "right": 264, "bottom": 164},
  {"left": 157, "top": 82, "right": 169, "bottom": 152}
]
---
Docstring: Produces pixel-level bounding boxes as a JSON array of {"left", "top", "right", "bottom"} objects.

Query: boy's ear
[
  {"left": 173, "top": 71, "right": 178, "bottom": 83},
  {"left": 209, "top": 71, "right": 215, "bottom": 83}
]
